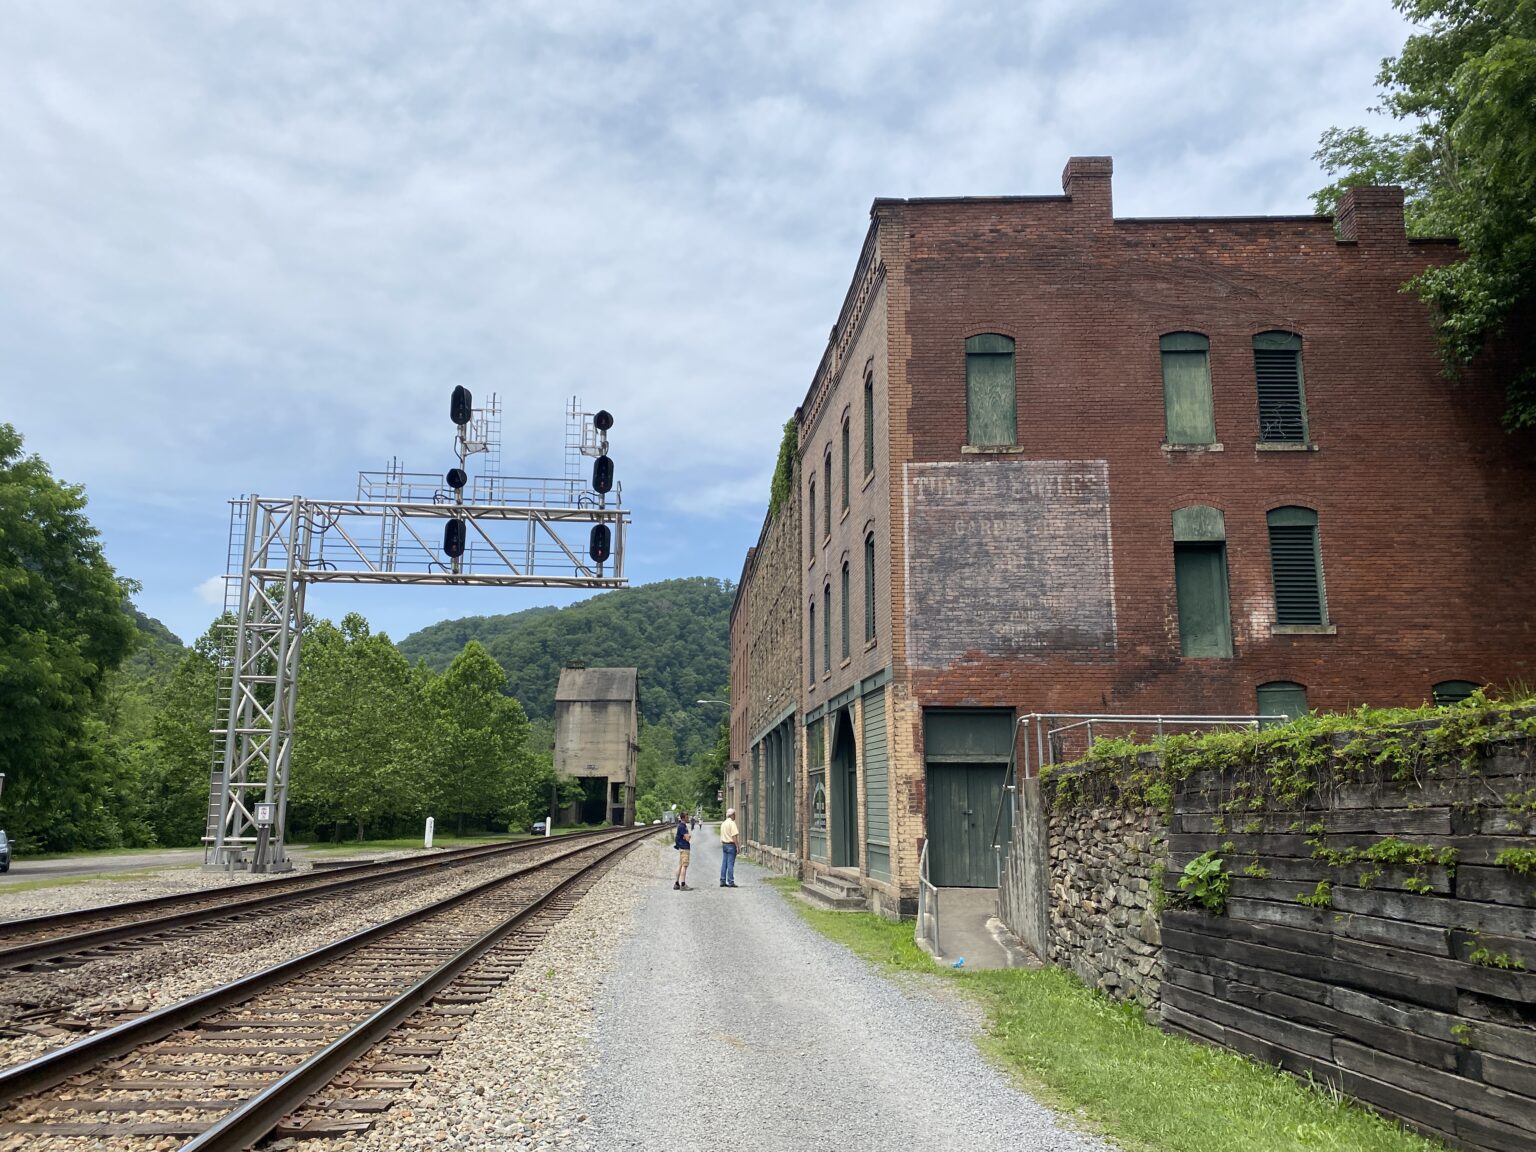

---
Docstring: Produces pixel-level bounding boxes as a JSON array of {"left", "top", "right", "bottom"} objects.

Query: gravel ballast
[{"left": 578, "top": 825, "right": 1111, "bottom": 1152}]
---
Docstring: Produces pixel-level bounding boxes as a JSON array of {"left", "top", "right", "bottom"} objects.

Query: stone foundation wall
[{"left": 1043, "top": 776, "right": 1167, "bottom": 1010}]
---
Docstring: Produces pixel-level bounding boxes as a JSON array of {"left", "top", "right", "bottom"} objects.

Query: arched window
[
  {"left": 840, "top": 561, "right": 850, "bottom": 660},
  {"left": 840, "top": 418, "right": 850, "bottom": 512},
  {"left": 864, "top": 532, "right": 877, "bottom": 644},
  {"left": 822, "top": 583, "right": 832, "bottom": 674},
  {"left": 864, "top": 371, "right": 875, "bottom": 477},
  {"left": 823, "top": 453, "right": 832, "bottom": 539},
  {"left": 965, "top": 334, "right": 1016, "bottom": 447},
  {"left": 808, "top": 600, "right": 816, "bottom": 683},
  {"left": 808, "top": 479, "right": 816, "bottom": 558}
]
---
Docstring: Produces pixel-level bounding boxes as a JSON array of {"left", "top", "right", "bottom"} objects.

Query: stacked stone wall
[{"left": 1045, "top": 790, "right": 1167, "bottom": 1010}]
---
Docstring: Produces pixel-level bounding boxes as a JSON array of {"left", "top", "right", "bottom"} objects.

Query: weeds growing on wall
[{"left": 1039, "top": 691, "right": 1536, "bottom": 821}]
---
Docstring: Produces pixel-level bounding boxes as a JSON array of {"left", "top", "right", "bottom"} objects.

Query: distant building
[
  {"left": 554, "top": 666, "right": 638, "bottom": 826},
  {"left": 733, "top": 156, "right": 1536, "bottom": 916}
]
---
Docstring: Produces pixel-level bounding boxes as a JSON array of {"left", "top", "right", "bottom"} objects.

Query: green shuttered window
[
  {"left": 864, "top": 372, "right": 875, "bottom": 477},
  {"left": 1254, "top": 331, "right": 1308, "bottom": 443},
  {"left": 840, "top": 562, "right": 850, "bottom": 660},
  {"left": 808, "top": 480, "right": 816, "bottom": 557},
  {"left": 1433, "top": 680, "right": 1480, "bottom": 706},
  {"left": 808, "top": 601, "right": 816, "bottom": 682},
  {"left": 1267, "top": 506, "right": 1327, "bottom": 626},
  {"left": 822, "top": 583, "right": 832, "bottom": 674},
  {"left": 965, "top": 333, "right": 1016, "bottom": 447},
  {"left": 823, "top": 454, "right": 832, "bottom": 537},
  {"left": 1161, "top": 332, "right": 1215, "bottom": 445},
  {"left": 1257, "top": 681, "right": 1308, "bottom": 725},
  {"left": 864, "top": 532, "right": 876, "bottom": 644},
  {"left": 841, "top": 419, "right": 850, "bottom": 511}
]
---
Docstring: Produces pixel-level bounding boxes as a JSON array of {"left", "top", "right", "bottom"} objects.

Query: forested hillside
[{"left": 399, "top": 576, "right": 733, "bottom": 762}]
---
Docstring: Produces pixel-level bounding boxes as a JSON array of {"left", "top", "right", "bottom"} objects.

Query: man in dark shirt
[{"left": 673, "top": 813, "right": 692, "bottom": 890}]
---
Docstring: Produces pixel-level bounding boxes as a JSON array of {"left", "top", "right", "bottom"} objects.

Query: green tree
[
  {"left": 290, "top": 613, "right": 428, "bottom": 841},
  {"left": 0, "top": 424, "right": 137, "bottom": 849},
  {"left": 422, "top": 641, "right": 536, "bottom": 834},
  {"left": 1314, "top": 0, "right": 1536, "bottom": 427},
  {"left": 139, "top": 619, "right": 224, "bottom": 846},
  {"left": 692, "top": 717, "right": 729, "bottom": 819}
]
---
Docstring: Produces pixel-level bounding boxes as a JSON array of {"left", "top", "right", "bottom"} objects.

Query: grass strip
[{"left": 767, "top": 878, "right": 1441, "bottom": 1152}]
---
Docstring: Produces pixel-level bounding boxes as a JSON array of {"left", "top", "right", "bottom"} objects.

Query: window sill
[
  {"left": 1255, "top": 441, "right": 1319, "bottom": 452},
  {"left": 1272, "top": 624, "right": 1337, "bottom": 636},
  {"left": 840, "top": 507, "right": 850, "bottom": 524},
  {"left": 864, "top": 638, "right": 878, "bottom": 653},
  {"left": 862, "top": 469, "right": 876, "bottom": 492},
  {"left": 840, "top": 658, "right": 852, "bottom": 670},
  {"left": 961, "top": 444, "right": 1025, "bottom": 454},
  {"left": 1162, "top": 442, "right": 1224, "bottom": 453}
]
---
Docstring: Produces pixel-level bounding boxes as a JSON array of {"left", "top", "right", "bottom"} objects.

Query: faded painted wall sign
[{"left": 903, "top": 460, "right": 1116, "bottom": 669}]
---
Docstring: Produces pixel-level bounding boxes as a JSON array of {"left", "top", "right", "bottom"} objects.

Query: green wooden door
[
  {"left": 927, "top": 763, "right": 1006, "bottom": 887},
  {"left": 862, "top": 689, "right": 890, "bottom": 881},
  {"left": 1174, "top": 544, "right": 1232, "bottom": 657}
]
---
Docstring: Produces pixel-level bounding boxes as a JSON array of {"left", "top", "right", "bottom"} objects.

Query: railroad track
[
  {"left": 0, "top": 829, "right": 614, "bottom": 972},
  {"left": 0, "top": 822, "right": 653, "bottom": 1150}
]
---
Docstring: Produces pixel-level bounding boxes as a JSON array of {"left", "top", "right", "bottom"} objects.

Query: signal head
[
  {"left": 588, "top": 523, "right": 611, "bottom": 564},
  {"left": 446, "top": 467, "right": 468, "bottom": 490},
  {"left": 450, "top": 385, "right": 474, "bottom": 426},
  {"left": 593, "top": 409, "right": 614, "bottom": 432},
  {"left": 591, "top": 455, "right": 614, "bottom": 495}
]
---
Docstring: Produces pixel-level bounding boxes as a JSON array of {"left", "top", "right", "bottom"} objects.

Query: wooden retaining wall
[{"left": 1164, "top": 738, "right": 1535, "bottom": 1152}]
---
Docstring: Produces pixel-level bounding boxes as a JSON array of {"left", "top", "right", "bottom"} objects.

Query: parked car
[
  {"left": 0, "top": 830, "right": 10, "bottom": 873},
  {"left": 529, "top": 819, "right": 549, "bottom": 835}
]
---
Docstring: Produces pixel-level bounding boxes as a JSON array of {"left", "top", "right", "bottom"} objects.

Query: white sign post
[{"left": 424, "top": 816, "right": 435, "bottom": 849}]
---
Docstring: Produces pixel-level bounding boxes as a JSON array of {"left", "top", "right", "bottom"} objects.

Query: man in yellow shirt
[{"left": 718, "top": 808, "right": 740, "bottom": 888}]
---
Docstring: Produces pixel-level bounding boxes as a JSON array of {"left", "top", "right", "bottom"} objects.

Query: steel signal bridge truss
[{"left": 205, "top": 408, "right": 628, "bottom": 873}]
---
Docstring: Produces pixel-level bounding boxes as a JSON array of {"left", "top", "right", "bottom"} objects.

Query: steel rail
[
  {"left": 0, "top": 825, "right": 650, "bottom": 1109},
  {"left": 0, "top": 833, "right": 584, "bottom": 937},
  {"left": 0, "top": 829, "right": 614, "bottom": 970},
  {"left": 183, "top": 823, "right": 649, "bottom": 1151}
]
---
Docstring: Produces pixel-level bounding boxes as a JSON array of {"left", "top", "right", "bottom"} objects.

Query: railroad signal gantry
[{"left": 205, "top": 396, "right": 630, "bottom": 873}]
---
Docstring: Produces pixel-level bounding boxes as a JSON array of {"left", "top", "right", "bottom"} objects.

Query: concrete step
[
  {"left": 810, "top": 871, "right": 863, "bottom": 898},
  {"left": 800, "top": 874, "right": 866, "bottom": 911}
]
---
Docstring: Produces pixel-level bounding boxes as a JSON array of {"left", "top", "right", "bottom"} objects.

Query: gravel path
[{"left": 578, "top": 825, "right": 1110, "bottom": 1152}]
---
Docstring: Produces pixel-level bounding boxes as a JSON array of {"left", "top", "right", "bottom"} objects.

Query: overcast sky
[{"left": 1, "top": 1, "right": 1413, "bottom": 645}]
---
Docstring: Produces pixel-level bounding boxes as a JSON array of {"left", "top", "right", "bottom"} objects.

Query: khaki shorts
[{"left": 677, "top": 850, "right": 690, "bottom": 865}]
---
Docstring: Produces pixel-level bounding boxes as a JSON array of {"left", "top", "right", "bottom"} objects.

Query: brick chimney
[
  {"left": 1061, "top": 156, "right": 1113, "bottom": 217},
  {"left": 1336, "top": 186, "right": 1406, "bottom": 245}
]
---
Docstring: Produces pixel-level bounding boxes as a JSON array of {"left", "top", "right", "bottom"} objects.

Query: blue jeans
[{"left": 720, "top": 843, "right": 737, "bottom": 885}]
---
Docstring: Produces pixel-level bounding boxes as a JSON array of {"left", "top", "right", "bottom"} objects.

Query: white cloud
[
  {"left": 0, "top": 0, "right": 1416, "bottom": 643},
  {"left": 196, "top": 575, "right": 228, "bottom": 607}
]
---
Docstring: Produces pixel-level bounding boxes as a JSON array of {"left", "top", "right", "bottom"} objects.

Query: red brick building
[{"left": 734, "top": 156, "right": 1536, "bottom": 913}]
